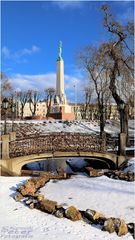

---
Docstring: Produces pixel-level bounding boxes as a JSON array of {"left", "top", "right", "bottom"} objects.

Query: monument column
[{"left": 56, "top": 41, "right": 66, "bottom": 104}]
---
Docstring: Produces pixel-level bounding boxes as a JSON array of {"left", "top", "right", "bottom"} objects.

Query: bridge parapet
[{"left": 9, "top": 133, "right": 106, "bottom": 158}]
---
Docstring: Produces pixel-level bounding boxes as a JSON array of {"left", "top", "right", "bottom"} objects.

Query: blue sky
[{"left": 1, "top": 1, "right": 134, "bottom": 102}]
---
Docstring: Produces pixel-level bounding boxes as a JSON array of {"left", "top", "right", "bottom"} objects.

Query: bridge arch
[
  {"left": 9, "top": 151, "right": 120, "bottom": 176},
  {"left": 83, "top": 157, "right": 116, "bottom": 169},
  {"left": 21, "top": 156, "right": 114, "bottom": 172}
]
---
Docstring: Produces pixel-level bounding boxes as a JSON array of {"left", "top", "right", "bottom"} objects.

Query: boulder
[
  {"left": 18, "top": 181, "right": 36, "bottom": 196},
  {"left": 127, "top": 172, "right": 134, "bottom": 181},
  {"left": 105, "top": 170, "right": 135, "bottom": 182},
  {"left": 104, "top": 171, "right": 115, "bottom": 179},
  {"left": 30, "top": 176, "right": 49, "bottom": 189},
  {"left": 85, "top": 209, "right": 95, "bottom": 219},
  {"left": 85, "top": 167, "right": 104, "bottom": 177},
  {"left": 56, "top": 204, "right": 63, "bottom": 209},
  {"left": 39, "top": 199, "right": 57, "bottom": 213},
  {"left": 119, "top": 172, "right": 126, "bottom": 179},
  {"left": 93, "top": 211, "right": 106, "bottom": 222},
  {"left": 113, "top": 218, "right": 121, "bottom": 233},
  {"left": 80, "top": 211, "right": 90, "bottom": 224},
  {"left": 85, "top": 209, "right": 106, "bottom": 223},
  {"left": 29, "top": 202, "right": 35, "bottom": 209},
  {"left": 103, "top": 218, "right": 115, "bottom": 233},
  {"left": 14, "top": 192, "right": 24, "bottom": 202},
  {"left": 65, "top": 206, "right": 82, "bottom": 221},
  {"left": 18, "top": 176, "right": 50, "bottom": 197},
  {"left": 57, "top": 168, "right": 67, "bottom": 178},
  {"left": 25, "top": 197, "right": 38, "bottom": 206},
  {"left": 37, "top": 194, "right": 45, "bottom": 202},
  {"left": 103, "top": 218, "right": 128, "bottom": 236},
  {"left": 127, "top": 223, "right": 135, "bottom": 238},
  {"left": 114, "top": 170, "right": 119, "bottom": 175},
  {"left": 55, "top": 207, "right": 65, "bottom": 218},
  {"left": 117, "top": 219, "right": 128, "bottom": 236},
  {"left": 25, "top": 199, "right": 33, "bottom": 205}
]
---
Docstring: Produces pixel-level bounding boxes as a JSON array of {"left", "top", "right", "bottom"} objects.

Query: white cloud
[
  {"left": 65, "top": 74, "right": 82, "bottom": 90},
  {"left": 2, "top": 45, "right": 40, "bottom": 61},
  {"left": 10, "top": 72, "right": 84, "bottom": 102},
  {"left": 2, "top": 46, "right": 10, "bottom": 58},
  {"left": 11, "top": 73, "right": 56, "bottom": 92},
  {"left": 14, "top": 45, "right": 40, "bottom": 58},
  {"left": 52, "top": 1, "right": 83, "bottom": 10},
  {"left": 65, "top": 74, "right": 84, "bottom": 102}
]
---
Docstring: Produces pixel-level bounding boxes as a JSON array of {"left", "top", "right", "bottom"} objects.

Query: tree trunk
[
  {"left": 21, "top": 106, "right": 24, "bottom": 120},
  {"left": 46, "top": 108, "right": 50, "bottom": 118},
  {"left": 123, "top": 104, "right": 130, "bottom": 146},
  {"left": 29, "top": 102, "right": 34, "bottom": 116},
  {"left": 109, "top": 66, "right": 129, "bottom": 147},
  {"left": 46, "top": 99, "right": 51, "bottom": 118},
  {"left": 100, "top": 111, "right": 105, "bottom": 136},
  {"left": 33, "top": 104, "right": 36, "bottom": 116},
  {"left": 110, "top": 46, "right": 131, "bottom": 147},
  {"left": 99, "top": 103, "right": 105, "bottom": 136}
]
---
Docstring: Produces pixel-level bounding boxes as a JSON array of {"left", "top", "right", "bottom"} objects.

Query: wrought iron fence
[{"left": 9, "top": 133, "right": 106, "bottom": 158}]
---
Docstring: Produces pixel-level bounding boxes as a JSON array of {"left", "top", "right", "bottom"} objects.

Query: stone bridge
[{"left": 1, "top": 132, "right": 126, "bottom": 176}]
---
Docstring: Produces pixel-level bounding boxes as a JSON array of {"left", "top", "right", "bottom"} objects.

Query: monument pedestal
[{"left": 48, "top": 104, "right": 75, "bottom": 120}]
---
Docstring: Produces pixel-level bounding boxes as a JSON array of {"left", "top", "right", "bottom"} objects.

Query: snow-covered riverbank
[
  {"left": 0, "top": 159, "right": 134, "bottom": 240},
  {"left": 0, "top": 120, "right": 134, "bottom": 239}
]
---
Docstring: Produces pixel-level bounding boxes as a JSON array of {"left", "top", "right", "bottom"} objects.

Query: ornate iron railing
[{"left": 9, "top": 133, "right": 106, "bottom": 158}]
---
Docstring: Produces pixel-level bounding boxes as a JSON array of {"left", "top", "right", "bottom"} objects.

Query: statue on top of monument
[{"left": 58, "top": 40, "right": 62, "bottom": 60}]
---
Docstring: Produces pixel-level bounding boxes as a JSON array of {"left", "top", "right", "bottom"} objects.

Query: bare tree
[
  {"left": 101, "top": 4, "right": 134, "bottom": 144},
  {"left": 81, "top": 86, "right": 93, "bottom": 120},
  {"left": 77, "top": 5, "right": 133, "bottom": 142},
  {"left": 44, "top": 88, "right": 55, "bottom": 118},
  {"left": 17, "top": 91, "right": 29, "bottom": 119},
  {"left": 28, "top": 90, "right": 40, "bottom": 117},
  {"left": 77, "top": 46, "right": 112, "bottom": 135},
  {"left": 0, "top": 72, "right": 13, "bottom": 99}
]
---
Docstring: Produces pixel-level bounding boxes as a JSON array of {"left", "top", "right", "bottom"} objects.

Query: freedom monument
[{"left": 49, "top": 41, "right": 75, "bottom": 120}]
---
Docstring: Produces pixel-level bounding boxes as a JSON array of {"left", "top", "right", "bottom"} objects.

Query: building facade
[{"left": 18, "top": 101, "right": 47, "bottom": 119}]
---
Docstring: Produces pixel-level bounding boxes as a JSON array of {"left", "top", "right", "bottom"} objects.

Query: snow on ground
[
  {"left": 0, "top": 119, "right": 134, "bottom": 137},
  {"left": 0, "top": 175, "right": 134, "bottom": 240},
  {"left": 123, "top": 157, "right": 135, "bottom": 173},
  {"left": 24, "top": 120, "right": 97, "bottom": 135},
  {"left": 25, "top": 119, "right": 134, "bottom": 136},
  {"left": 42, "top": 175, "right": 135, "bottom": 223}
]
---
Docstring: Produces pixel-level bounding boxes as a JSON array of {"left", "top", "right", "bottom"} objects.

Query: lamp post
[
  {"left": 73, "top": 81, "right": 77, "bottom": 120},
  {"left": 11, "top": 104, "right": 16, "bottom": 132},
  {"left": 2, "top": 98, "right": 9, "bottom": 135}
]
